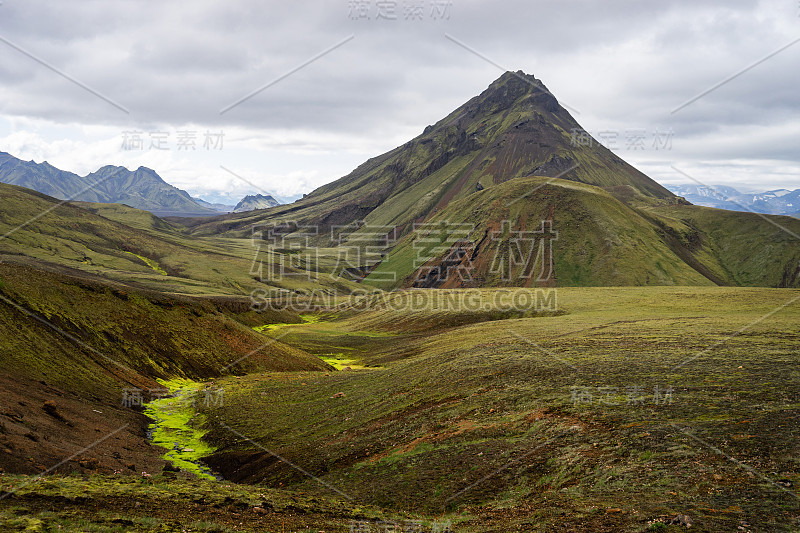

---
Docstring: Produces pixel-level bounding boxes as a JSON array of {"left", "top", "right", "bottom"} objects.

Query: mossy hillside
[
  {"left": 0, "top": 262, "right": 329, "bottom": 393},
  {"left": 648, "top": 203, "right": 800, "bottom": 287},
  {"left": 124, "top": 251, "right": 168, "bottom": 275},
  {"left": 0, "top": 256, "right": 343, "bottom": 496},
  {"left": 358, "top": 153, "right": 475, "bottom": 229},
  {"left": 0, "top": 184, "right": 200, "bottom": 283},
  {"left": 0, "top": 183, "right": 360, "bottom": 297},
  {"left": 74, "top": 201, "right": 184, "bottom": 234},
  {"left": 199, "top": 286, "right": 800, "bottom": 531},
  {"left": 365, "top": 177, "right": 713, "bottom": 289},
  {"left": 0, "top": 259, "right": 335, "bottom": 487},
  {"left": 77, "top": 201, "right": 361, "bottom": 296}
]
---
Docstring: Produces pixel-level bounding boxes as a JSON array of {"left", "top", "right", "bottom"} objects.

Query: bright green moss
[{"left": 143, "top": 378, "right": 218, "bottom": 480}]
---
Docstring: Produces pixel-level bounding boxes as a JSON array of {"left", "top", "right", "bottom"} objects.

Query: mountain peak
[
  {"left": 428, "top": 71, "right": 565, "bottom": 137},
  {"left": 97, "top": 164, "right": 127, "bottom": 172},
  {"left": 134, "top": 166, "right": 165, "bottom": 181},
  {"left": 292, "top": 70, "right": 675, "bottom": 233},
  {"left": 475, "top": 70, "right": 562, "bottom": 115},
  {"left": 493, "top": 70, "right": 538, "bottom": 86},
  {"left": 233, "top": 193, "right": 280, "bottom": 213}
]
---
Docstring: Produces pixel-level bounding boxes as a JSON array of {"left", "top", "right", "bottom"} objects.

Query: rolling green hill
[
  {"left": 0, "top": 182, "right": 358, "bottom": 296},
  {"left": 364, "top": 177, "right": 800, "bottom": 289},
  {"left": 645, "top": 203, "right": 800, "bottom": 287}
]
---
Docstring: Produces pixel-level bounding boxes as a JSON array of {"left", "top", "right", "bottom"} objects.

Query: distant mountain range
[
  {"left": 667, "top": 184, "right": 800, "bottom": 217},
  {"left": 233, "top": 194, "right": 280, "bottom": 213},
  {"left": 0, "top": 151, "right": 221, "bottom": 217},
  {"left": 0, "top": 151, "right": 281, "bottom": 217}
]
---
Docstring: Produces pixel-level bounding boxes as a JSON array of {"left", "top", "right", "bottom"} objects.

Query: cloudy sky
[{"left": 0, "top": 0, "right": 798, "bottom": 204}]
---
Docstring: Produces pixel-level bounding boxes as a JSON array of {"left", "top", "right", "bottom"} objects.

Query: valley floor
[{"left": 2, "top": 287, "right": 800, "bottom": 532}]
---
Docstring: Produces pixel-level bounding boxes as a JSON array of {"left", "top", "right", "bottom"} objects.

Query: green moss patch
[
  {"left": 124, "top": 251, "right": 168, "bottom": 275},
  {"left": 319, "top": 354, "right": 377, "bottom": 371},
  {"left": 253, "top": 312, "right": 321, "bottom": 332},
  {"left": 144, "top": 378, "right": 218, "bottom": 480}
]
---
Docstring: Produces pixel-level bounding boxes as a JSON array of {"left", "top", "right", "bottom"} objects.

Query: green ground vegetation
[
  {"left": 0, "top": 474, "right": 429, "bottom": 532},
  {"left": 196, "top": 286, "right": 800, "bottom": 531},
  {"left": 144, "top": 379, "right": 219, "bottom": 480}
]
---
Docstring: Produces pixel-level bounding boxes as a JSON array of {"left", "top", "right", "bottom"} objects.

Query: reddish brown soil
[{"left": 0, "top": 372, "right": 165, "bottom": 476}]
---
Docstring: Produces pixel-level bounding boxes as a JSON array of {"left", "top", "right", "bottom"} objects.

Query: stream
[
  {"left": 144, "top": 316, "right": 363, "bottom": 479},
  {"left": 143, "top": 378, "right": 221, "bottom": 480}
]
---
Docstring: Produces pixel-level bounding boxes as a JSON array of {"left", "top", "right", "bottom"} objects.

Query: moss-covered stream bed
[{"left": 143, "top": 378, "right": 221, "bottom": 480}]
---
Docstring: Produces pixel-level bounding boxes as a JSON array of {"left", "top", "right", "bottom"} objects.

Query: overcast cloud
[{"left": 0, "top": 0, "right": 798, "bottom": 203}]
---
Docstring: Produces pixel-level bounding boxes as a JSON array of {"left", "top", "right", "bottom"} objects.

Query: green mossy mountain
[
  {"left": 179, "top": 71, "right": 677, "bottom": 238},
  {"left": 174, "top": 72, "right": 800, "bottom": 288}
]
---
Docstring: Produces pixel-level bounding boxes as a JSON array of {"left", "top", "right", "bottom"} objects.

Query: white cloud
[{"left": 0, "top": 0, "right": 797, "bottom": 196}]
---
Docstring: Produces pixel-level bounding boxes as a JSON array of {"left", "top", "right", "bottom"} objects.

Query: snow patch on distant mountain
[{"left": 667, "top": 184, "right": 800, "bottom": 216}]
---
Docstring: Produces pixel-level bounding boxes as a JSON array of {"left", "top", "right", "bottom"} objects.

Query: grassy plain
[
  {"left": 196, "top": 287, "right": 800, "bottom": 531},
  {"left": 2, "top": 285, "right": 799, "bottom": 531}
]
